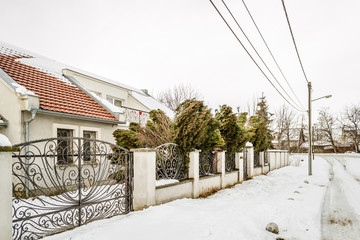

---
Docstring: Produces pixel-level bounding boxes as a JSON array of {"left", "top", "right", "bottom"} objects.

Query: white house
[{"left": 0, "top": 41, "right": 172, "bottom": 145}]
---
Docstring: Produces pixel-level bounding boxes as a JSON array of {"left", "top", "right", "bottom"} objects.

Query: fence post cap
[
  {"left": 130, "top": 148, "right": 156, "bottom": 152},
  {"left": 190, "top": 149, "right": 201, "bottom": 153},
  {"left": 245, "top": 142, "right": 253, "bottom": 147}
]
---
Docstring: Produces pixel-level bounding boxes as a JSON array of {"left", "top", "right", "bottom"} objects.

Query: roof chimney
[{"left": 141, "top": 89, "right": 149, "bottom": 95}]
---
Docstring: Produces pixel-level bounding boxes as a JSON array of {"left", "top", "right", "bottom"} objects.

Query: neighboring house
[
  {"left": 341, "top": 128, "right": 358, "bottom": 152},
  {"left": 323, "top": 144, "right": 354, "bottom": 153},
  {"left": 0, "top": 42, "right": 172, "bottom": 145},
  {"left": 272, "top": 128, "right": 306, "bottom": 152}
]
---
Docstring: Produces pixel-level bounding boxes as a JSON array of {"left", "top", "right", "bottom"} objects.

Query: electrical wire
[
  {"left": 209, "top": 0, "right": 306, "bottom": 112},
  {"left": 241, "top": 0, "right": 306, "bottom": 110},
  {"left": 220, "top": 0, "right": 305, "bottom": 111},
  {"left": 281, "top": 0, "right": 310, "bottom": 84}
]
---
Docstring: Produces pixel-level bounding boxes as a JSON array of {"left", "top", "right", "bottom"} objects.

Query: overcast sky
[{"left": 1, "top": 0, "right": 359, "bottom": 119}]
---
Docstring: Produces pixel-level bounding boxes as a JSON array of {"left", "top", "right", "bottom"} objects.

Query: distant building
[{"left": 272, "top": 128, "right": 306, "bottom": 152}]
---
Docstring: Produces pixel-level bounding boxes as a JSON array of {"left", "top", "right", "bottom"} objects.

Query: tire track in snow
[{"left": 320, "top": 156, "right": 360, "bottom": 240}]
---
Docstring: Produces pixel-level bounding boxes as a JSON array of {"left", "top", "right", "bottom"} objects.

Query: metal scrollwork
[
  {"left": 264, "top": 151, "right": 269, "bottom": 165},
  {"left": 254, "top": 151, "right": 260, "bottom": 167},
  {"left": 12, "top": 137, "right": 133, "bottom": 240},
  {"left": 225, "top": 152, "right": 236, "bottom": 172},
  {"left": 199, "top": 150, "right": 214, "bottom": 177},
  {"left": 155, "top": 143, "right": 187, "bottom": 180},
  {"left": 243, "top": 148, "right": 248, "bottom": 180}
]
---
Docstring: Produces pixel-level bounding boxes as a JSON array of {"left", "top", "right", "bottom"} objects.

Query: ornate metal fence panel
[
  {"left": 155, "top": 143, "right": 187, "bottom": 180},
  {"left": 225, "top": 152, "right": 236, "bottom": 172},
  {"left": 12, "top": 137, "right": 133, "bottom": 240},
  {"left": 199, "top": 150, "right": 214, "bottom": 177},
  {"left": 243, "top": 148, "right": 248, "bottom": 180},
  {"left": 254, "top": 151, "right": 260, "bottom": 167},
  {"left": 264, "top": 151, "right": 269, "bottom": 165}
]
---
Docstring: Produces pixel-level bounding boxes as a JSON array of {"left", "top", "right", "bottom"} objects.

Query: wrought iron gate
[
  {"left": 243, "top": 148, "right": 248, "bottom": 180},
  {"left": 12, "top": 137, "right": 133, "bottom": 240}
]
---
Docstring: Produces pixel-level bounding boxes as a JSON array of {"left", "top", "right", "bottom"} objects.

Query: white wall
[
  {"left": 223, "top": 172, "right": 238, "bottom": 187},
  {"left": 155, "top": 181, "right": 193, "bottom": 204},
  {"left": 63, "top": 69, "right": 149, "bottom": 113},
  {"left": 0, "top": 78, "right": 25, "bottom": 144},
  {"left": 28, "top": 113, "right": 118, "bottom": 144},
  {"left": 199, "top": 175, "right": 221, "bottom": 196}
]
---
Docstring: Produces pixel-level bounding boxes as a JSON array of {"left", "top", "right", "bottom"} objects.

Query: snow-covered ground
[{"left": 44, "top": 153, "right": 360, "bottom": 240}]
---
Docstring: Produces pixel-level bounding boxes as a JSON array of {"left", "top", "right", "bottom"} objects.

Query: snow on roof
[
  {"left": 0, "top": 41, "right": 143, "bottom": 94},
  {"left": 131, "top": 91, "right": 174, "bottom": 118},
  {"left": 0, "top": 42, "right": 118, "bottom": 121},
  {"left": 90, "top": 92, "right": 124, "bottom": 114},
  {"left": 0, "top": 41, "right": 172, "bottom": 120},
  {"left": 11, "top": 83, "right": 37, "bottom": 96}
]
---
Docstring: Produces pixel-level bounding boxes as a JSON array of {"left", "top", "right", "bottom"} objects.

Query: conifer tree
[
  {"left": 113, "top": 127, "right": 143, "bottom": 150},
  {"left": 216, "top": 105, "right": 248, "bottom": 153},
  {"left": 249, "top": 95, "right": 273, "bottom": 152},
  {"left": 173, "top": 100, "right": 224, "bottom": 153}
]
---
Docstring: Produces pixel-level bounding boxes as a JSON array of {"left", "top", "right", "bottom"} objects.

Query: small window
[
  {"left": 114, "top": 99, "right": 122, "bottom": 107},
  {"left": 106, "top": 96, "right": 114, "bottom": 104},
  {"left": 106, "top": 96, "right": 122, "bottom": 107},
  {"left": 57, "top": 129, "right": 73, "bottom": 164},
  {"left": 83, "top": 131, "right": 96, "bottom": 162}
]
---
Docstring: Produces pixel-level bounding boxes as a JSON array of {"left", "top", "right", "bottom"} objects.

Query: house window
[
  {"left": 57, "top": 128, "right": 73, "bottom": 164},
  {"left": 83, "top": 131, "right": 97, "bottom": 162},
  {"left": 106, "top": 96, "right": 122, "bottom": 107}
]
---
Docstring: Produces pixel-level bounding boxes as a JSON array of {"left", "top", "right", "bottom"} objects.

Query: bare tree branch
[
  {"left": 340, "top": 104, "right": 360, "bottom": 152},
  {"left": 316, "top": 107, "right": 339, "bottom": 153},
  {"left": 157, "top": 83, "right": 202, "bottom": 111}
]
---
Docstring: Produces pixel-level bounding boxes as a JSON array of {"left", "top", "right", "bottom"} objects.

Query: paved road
[{"left": 320, "top": 155, "right": 360, "bottom": 240}]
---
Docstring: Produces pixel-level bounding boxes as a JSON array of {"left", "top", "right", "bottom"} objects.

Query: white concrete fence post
[
  {"left": 189, "top": 150, "right": 200, "bottom": 198},
  {"left": 236, "top": 152, "right": 244, "bottom": 182},
  {"left": 0, "top": 145, "right": 14, "bottom": 240},
  {"left": 215, "top": 150, "right": 226, "bottom": 189},
  {"left": 245, "top": 143, "right": 254, "bottom": 178},
  {"left": 260, "top": 151, "right": 264, "bottom": 174},
  {"left": 132, "top": 148, "right": 156, "bottom": 211},
  {"left": 286, "top": 151, "right": 289, "bottom": 166},
  {"left": 235, "top": 152, "right": 244, "bottom": 182}
]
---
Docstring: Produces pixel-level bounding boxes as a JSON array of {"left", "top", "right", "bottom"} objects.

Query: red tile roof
[{"left": 0, "top": 46, "right": 118, "bottom": 121}]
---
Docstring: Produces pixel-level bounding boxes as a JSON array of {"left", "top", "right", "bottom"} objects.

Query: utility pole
[{"left": 308, "top": 82, "right": 312, "bottom": 176}]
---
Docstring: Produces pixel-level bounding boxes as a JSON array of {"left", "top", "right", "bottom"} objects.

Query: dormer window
[{"left": 106, "top": 96, "right": 122, "bottom": 107}]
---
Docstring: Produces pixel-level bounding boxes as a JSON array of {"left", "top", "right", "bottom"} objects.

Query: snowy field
[{"left": 44, "top": 153, "right": 360, "bottom": 240}]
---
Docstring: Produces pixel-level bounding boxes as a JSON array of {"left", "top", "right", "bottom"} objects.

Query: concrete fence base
[{"left": 131, "top": 146, "right": 289, "bottom": 210}]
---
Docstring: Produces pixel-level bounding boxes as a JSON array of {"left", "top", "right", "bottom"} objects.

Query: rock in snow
[{"left": 266, "top": 222, "right": 279, "bottom": 234}]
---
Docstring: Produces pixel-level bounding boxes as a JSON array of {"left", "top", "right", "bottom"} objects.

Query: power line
[
  {"left": 209, "top": 0, "right": 305, "bottom": 112},
  {"left": 241, "top": 0, "right": 306, "bottom": 110},
  {"left": 220, "top": 0, "right": 305, "bottom": 111},
  {"left": 281, "top": 0, "right": 310, "bottom": 84}
]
